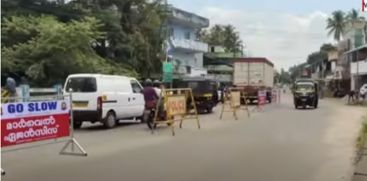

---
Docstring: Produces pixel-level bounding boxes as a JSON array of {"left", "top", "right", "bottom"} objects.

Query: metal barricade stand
[
  {"left": 59, "top": 92, "right": 87, "bottom": 156},
  {"left": 220, "top": 88, "right": 250, "bottom": 120},
  {"left": 1, "top": 93, "right": 87, "bottom": 175},
  {"left": 151, "top": 88, "right": 200, "bottom": 136}
]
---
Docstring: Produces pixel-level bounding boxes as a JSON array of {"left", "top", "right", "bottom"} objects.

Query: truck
[{"left": 233, "top": 57, "right": 274, "bottom": 104}]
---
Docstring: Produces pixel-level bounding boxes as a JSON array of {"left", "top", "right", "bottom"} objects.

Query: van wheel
[
  {"left": 104, "top": 111, "right": 116, "bottom": 129},
  {"left": 73, "top": 122, "right": 82, "bottom": 129}
]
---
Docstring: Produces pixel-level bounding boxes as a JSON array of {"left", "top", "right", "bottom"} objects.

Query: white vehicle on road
[{"left": 64, "top": 74, "right": 145, "bottom": 129}]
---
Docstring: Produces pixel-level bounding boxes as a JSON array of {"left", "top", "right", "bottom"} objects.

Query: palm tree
[
  {"left": 347, "top": 9, "right": 365, "bottom": 21},
  {"left": 326, "top": 10, "right": 346, "bottom": 41}
]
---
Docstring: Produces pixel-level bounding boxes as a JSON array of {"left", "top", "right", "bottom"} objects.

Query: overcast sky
[{"left": 169, "top": 0, "right": 365, "bottom": 70}]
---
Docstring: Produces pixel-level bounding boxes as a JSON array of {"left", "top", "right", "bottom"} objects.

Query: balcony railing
[{"left": 170, "top": 38, "right": 208, "bottom": 52}]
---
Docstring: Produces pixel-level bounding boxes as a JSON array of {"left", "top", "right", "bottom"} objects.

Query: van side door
[{"left": 129, "top": 80, "right": 145, "bottom": 117}]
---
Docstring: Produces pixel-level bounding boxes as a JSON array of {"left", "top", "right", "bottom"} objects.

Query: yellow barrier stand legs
[
  {"left": 220, "top": 88, "right": 251, "bottom": 120},
  {"left": 240, "top": 95, "right": 251, "bottom": 118},
  {"left": 220, "top": 91, "right": 240, "bottom": 120},
  {"left": 179, "top": 89, "right": 200, "bottom": 129},
  {"left": 151, "top": 88, "right": 200, "bottom": 136}
]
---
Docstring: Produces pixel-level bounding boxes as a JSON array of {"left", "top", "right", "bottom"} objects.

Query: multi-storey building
[{"left": 166, "top": 7, "right": 209, "bottom": 77}]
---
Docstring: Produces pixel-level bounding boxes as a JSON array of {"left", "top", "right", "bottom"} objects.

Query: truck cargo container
[{"left": 233, "top": 57, "right": 274, "bottom": 103}]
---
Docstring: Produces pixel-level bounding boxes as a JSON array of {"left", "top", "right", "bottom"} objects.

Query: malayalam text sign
[
  {"left": 1, "top": 100, "right": 71, "bottom": 147},
  {"left": 231, "top": 91, "right": 241, "bottom": 107},
  {"left": 166, "top": 95, "right": 186, "bottom": 117}
]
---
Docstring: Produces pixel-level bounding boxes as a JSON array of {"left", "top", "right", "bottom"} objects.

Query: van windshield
[{"left": 65, "top": 77, "right": 97, "bottom": 92}]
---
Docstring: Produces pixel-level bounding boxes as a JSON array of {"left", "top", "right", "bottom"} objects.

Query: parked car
[
  {"left": 293, "top": 79, "right": 319, "bottom": 109},
  {"left": 64, "top": 74, "right": 145, "bottom": 129}
]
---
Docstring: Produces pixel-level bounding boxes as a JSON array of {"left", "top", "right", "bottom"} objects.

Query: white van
[{"left": 64, "top": 74, "right": 145, "bottom": 128}]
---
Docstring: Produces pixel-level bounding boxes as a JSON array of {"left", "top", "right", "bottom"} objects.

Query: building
[
  {"left": 344, "top": 45, "right": 367, "bottom": 91},
  {"left": 326, "top": 20, "right": 367, "bottom": 95},
  {"left": 203, "top": 45, "right": 245, "bottom": 84},
  {"left": 341, "top": 20, "right": 367, "bottom": 91},
  {"left": 166, "top": 7, "right": 209, "bottom": 78}
]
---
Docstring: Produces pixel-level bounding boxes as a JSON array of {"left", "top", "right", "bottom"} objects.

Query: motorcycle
[
  {"left": 144, "top": 107, "right": 171, "bottom": 130},
  {"left": 144, "top": 108, "right": 157, "bottom": 130}
]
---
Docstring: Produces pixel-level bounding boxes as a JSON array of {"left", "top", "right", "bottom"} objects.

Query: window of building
[{"left": 185, "top": 31, "right": 191, "bottom": 40}]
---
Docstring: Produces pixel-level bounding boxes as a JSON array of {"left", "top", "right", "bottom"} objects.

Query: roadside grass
[
  {"left": 356, "top": 116, "right": 367, "bottom": 164},
  {"left": 357, "top": 117, "right": 367, "bottom": 148}
]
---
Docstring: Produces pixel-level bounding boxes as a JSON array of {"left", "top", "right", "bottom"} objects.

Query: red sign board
[
  {"left": 258, "top": 90, "right": 267, "bottom": 105},
  {"left": 1, "top": 100, "right": 70, "bottom": 147}
]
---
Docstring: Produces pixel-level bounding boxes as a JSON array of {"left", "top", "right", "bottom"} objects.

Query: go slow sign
[{"left": 1, "top": 100, "right": 71, "bottom": 147}]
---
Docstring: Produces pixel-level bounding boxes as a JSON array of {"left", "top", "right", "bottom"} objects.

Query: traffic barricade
[
  {"left": 252, "top": 89, "right": 267, "bottom": 112},
  {"left": 220, "top": 87, "right": 250, "bottom": 120},
  {"left": 150, "top": 88, "right": 200, "bottom": 136},
  {"left": 1, "top": 93, "right": 87, "bottom": 174}
]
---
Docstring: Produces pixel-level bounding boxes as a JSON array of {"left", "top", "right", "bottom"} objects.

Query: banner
[
  {"left": 1, "top": 100, "right": 70, "bottom": 147},
  {"left": 258, "top": 90, "right": 267, "bottom": 105},
  {"left": 231, "top": 91, "right": 241, "bottom": 107},
  {"left": 166, "top": 95, "right": 186, "bottom": 117}
]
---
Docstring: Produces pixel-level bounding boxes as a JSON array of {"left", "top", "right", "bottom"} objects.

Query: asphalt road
[{"left": 2, "top": 94, "right": 366, "bottom": 181}]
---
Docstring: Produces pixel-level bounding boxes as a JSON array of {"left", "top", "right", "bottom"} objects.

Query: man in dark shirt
[{"left": 143, "top": 79, "right": 159, "bottom": 109}]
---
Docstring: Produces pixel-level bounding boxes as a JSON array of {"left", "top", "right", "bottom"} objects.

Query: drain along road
[{"left": 2, "top": 94, "right": 366, "bottom": 181}]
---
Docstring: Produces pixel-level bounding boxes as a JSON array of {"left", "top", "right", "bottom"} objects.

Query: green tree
[
  {"left": 307, "top": 51, "right": 327, "bottom": 65},
  {"left": 200, "top": 24, "right": 243, "bottom": 54},
  {"left": 2, "top": 0, "right": 167, "bottom": 78},
  {"left": 320, "top": 43, "right": 337, "bottom": 52},
  {"left": 202, "top": 25, "right": 225, "bottom": 45},
  {"left": 346, "top": 9, "right": 365, "bottom": 21},
  {"left": 289, "top": 63, "right": 307, "bottom": 81},
  {"left": 2, "top": 15, "right": 137, "bottom": 86},
  {"left": 326, "top": 10, "right": 346, "bottom": 41}
]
